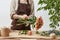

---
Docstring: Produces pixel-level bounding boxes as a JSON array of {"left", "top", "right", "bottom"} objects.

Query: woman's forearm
[{"left": 12, "top": 14, "right": 23, "bottom": 19}]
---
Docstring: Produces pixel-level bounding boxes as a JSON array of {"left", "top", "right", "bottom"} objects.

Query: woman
[{"left": 10, "top": 0, "right": 34, "bottom": 30}]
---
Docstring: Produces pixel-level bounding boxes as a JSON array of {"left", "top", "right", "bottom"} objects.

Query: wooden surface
[{"left": 0, "top": 30, "right": 60, "bottom": 40}]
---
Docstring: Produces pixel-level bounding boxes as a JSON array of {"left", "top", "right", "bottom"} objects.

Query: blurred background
[{"left": 0, "top": 0, "right": 60, "bottom": 31}]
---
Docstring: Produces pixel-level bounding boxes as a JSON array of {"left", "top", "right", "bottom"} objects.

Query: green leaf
[
  {"left": 37, "top": 7, "right": 43, "bottom": 11},
  {"left": 49, "top": 23, "right": 56, "bottom": 28}
]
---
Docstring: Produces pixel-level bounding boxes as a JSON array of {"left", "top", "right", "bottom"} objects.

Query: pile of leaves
[
  {"left": 36, "top": 30, "right": 60, "bottom": 36},
  {"left": 36, "top": 31, "right": 49, "bottom": 36},
  {"left": 47, "top": 30, "right": 60, "bottom": 36},
  {"left": 18, "top": 29, "right": 60, "bottom": 36}
]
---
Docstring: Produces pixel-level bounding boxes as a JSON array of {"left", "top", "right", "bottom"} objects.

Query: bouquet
[{"left": 16, "top": 16, "right": 37, "bottom": 27}]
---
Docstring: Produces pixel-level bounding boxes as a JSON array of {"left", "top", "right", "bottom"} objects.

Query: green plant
[{"left": 37, "top": 0, "right": 60, "bottom": 29}]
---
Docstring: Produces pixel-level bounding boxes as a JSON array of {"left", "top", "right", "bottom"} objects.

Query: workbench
[{"left": 0, "top": 30, "right": 60, "bottom": 40}]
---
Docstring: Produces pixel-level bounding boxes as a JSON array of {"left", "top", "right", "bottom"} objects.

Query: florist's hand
[
  {"left": 22, "top": 14, "right": 28, "bottom": 20},
  {"left": 13, "top": 14, "right": 20, "bottom": 19},
  {"left": 13, "top": 14, "right": 28, "bottom": 20},
  {"left": 13, "top": 14, "right": 26, "bottom": 19}
]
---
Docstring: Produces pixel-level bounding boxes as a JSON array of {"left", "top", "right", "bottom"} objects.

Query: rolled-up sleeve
[
  {"left": 29, "top": 0, "right": 34, "bottom": 17},
  {"left": 10, "top": 0, "right": 16, "bottom": 19}
]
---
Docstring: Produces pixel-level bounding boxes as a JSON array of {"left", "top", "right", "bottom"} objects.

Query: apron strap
[
  {"left": 27, "top": 0, "right": 29, "bottom": 4},
  {"left": 18, "top": 0, "right": 20, "bottom": 4}
]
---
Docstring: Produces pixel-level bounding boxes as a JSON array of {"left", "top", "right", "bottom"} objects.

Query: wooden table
[
  {"left": 0, "top": 30, "right": 60, "bottom": 40},
  {"left": 0, "top": 35, "right": 59, "bottom": 40}
]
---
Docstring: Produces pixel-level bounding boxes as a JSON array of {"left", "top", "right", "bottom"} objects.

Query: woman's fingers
[
  {"left": 22, "top": 14, "right": 28, "bottom": 19},
  {"left": 13, "top": 14, "right": 19, "bottom": 19}
]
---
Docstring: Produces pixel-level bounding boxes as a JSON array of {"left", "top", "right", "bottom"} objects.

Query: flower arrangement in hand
[
  {"left": 17, "top": 16, "right": 43, "bottom": 29},
  {"left": 16, "top": 15, "right": 37, "bottom": 27}
]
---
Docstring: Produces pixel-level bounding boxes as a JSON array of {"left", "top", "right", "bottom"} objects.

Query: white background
[{"left": 0, "top": 0, "right": 60, "bottom": 30}]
